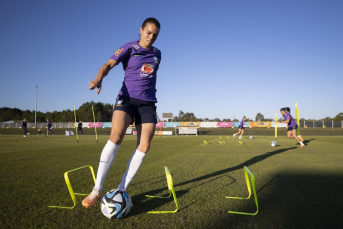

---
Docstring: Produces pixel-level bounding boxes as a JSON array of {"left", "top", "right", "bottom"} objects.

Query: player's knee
[
  {"left": 137, "top": 143, "right": 150, "bottom": 153},
  {"left": 109, "top": 131, "right": 124, "bottom": 144}
]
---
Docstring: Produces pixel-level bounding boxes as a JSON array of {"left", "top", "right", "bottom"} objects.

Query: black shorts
[
  {"left": 239, "top": 126, "right": 244, "bottom": 129},
  {"left": 114, "top": 95, "right": 157, "bottom": 125},
  {"left": 287, "top": 125, "right": 297, "bottom": 131}
]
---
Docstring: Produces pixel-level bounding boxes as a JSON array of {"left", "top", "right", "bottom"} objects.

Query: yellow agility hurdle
[
  {"left": 146, "top": 166, "right": 179, "bottom": 213},
  {"left": 226, "top": 166, "right": 259, "bottom": 215},
  {"left": 49, "top": 165, "right": 96, "bottom": 209}
]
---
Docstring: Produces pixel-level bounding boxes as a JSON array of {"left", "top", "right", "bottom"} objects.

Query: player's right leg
[
  {"left": 82, "top": 109, "right": 132, "bottom": 208},
  {"left": 233, "top": 129, "right": 240, "bottom": 138}
]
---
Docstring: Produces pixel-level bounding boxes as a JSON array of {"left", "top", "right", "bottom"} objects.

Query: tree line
[
  {"left": 0, "top": 101, "right": 113, "bottom": 123},
  {"left": 1, "top": 104, "right": 342, "bottom": 123}
]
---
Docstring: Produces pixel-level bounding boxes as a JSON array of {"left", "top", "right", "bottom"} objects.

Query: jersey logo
[
  {"left": 140, "top": 64, "right": 154, "bottom": 78},
  {"left": 154, "top": 56, "right": 159, "bottom": 64},
  {"left": 132, "top": 45, "right": 139, "bottom": 49},
  {"left": 114, "top": 48, "right": 124, "bottom": 57}
]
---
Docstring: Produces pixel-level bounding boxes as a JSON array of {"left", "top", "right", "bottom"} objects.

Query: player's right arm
[{"left": 89, "top": 59, "right": 119, "bottom": 95}]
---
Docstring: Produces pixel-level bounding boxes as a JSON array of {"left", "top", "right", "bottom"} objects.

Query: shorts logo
[
  {"left": 154, "top": 56, "right": 159, "bottom": 64},
  {"left": 116, "top": 100, "right": 123, "bottom": 107},
  {"left": 140, "top": 64, "right": 154, "bottom": 78},
  {"left": 114, "top": 48, "right": 124, "bottom": 57}
]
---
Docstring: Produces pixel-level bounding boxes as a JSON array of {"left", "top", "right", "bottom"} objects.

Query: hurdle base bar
[
  {"left": 146, "top": 166, "right": 179, "bottom": 213},
  {"left": 49, "top": 165, "right": 96, "bottom": 209},
  {"left": 226, "top": 166, "right": 259, "bottom": 215}
]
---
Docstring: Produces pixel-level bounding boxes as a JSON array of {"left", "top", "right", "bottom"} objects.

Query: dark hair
[
  {"left": 142, "top": 17, "right": 160, "bottom": 30},
  {"left": 280, "top": 107, "right": 291, "bottom": 112}
]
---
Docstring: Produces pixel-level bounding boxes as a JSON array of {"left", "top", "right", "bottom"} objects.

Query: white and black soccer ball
[
  {"left": 250, "top": 136, "right": 253, "bottom": 139},
  {"left": 271, "top": 141, "right": 277, "bottom": 147},
  {"left": 101, "top": 189, "right": 132, "bottom": 220}
]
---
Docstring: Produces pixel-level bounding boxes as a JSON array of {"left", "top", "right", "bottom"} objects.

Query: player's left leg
[
  {"left": 239, "top": 128, "right": 244, "bottom": 139},
  {"left": 118, "top": 122, "right": 155, "bottom": 191},
  {"left": 291, "top": 128, "right": 305, "bottom": 147}
]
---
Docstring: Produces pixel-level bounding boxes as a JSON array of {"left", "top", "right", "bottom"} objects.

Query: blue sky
[{"left": 1, "top": 0, "right": 342, "bottom": 120}]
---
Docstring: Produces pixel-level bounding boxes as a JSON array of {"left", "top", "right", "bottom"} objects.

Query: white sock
[
  {"left": 118, "top": 149, "right": 146, "bottom": 191},
  {"left": 94, "top": 140, "right": 120, "bottom": 193},
  {"left": 300, "top": 142, "right": 304, "bottom": 146}
]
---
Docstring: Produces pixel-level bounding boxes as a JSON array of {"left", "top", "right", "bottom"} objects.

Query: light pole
[{"left": 35, "top": 85, "right": 38, "bottom": 128}]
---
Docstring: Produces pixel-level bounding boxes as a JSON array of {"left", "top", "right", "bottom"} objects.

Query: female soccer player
[
  {"left": 82, "top": 18, "right": 161, "bottom": 208},
  {"left": 233, "top": 116, "right": 246, "bottom": 139},
  {"left": 279, "top": 108, "right": 305, "bottom": 148}
]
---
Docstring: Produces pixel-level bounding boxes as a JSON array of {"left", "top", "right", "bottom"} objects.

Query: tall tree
[{"left": 255, "top": 113, "right": 264, "bottom": 121}]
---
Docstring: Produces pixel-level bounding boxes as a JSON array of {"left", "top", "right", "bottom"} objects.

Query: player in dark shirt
[
  {"left": 46, "top": 119, "right": 53, "bottom": 137},
  {"left": 78, "top": 121, "right": 83, "bottom": 136},
  {"left": 22, "top": 119, "right": 29, "bottom": 137}
]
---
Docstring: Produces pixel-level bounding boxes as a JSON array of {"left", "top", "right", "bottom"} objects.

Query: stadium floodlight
[{"left": 35, "top": 85, "right": 38, "bottom": 128}]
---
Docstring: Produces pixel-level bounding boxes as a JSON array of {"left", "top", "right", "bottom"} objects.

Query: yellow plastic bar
[
  {"left": 92, "top": 105, "right": 98, "bottom": 143},
  {"left": 49, "top": 165, "right": 96, "bottom": 209},
  {"left": 226, "top": 166, "right": 259, "bottom": 215},
  {"left": 146, "top": 166, "right": 179, "bottom": 213},
  {"left": 295, "top": 102, "right": 300, "bottom": 136},
  {"left": 73, "top": 106, "right": 79, "bottom": 142},
  {"left": 275, "top": 113, "right": 277, "bottom": 139}
]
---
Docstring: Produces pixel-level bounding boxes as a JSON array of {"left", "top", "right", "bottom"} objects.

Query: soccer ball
[
  {"left": 271, "top": 141, "right": 277, "bottom": 147},
  {"left": 250, "top": 136, "right": 253, "bottom": 139},
  {"left": 101, "top": 189, "right": 132, "bottom": 220}
]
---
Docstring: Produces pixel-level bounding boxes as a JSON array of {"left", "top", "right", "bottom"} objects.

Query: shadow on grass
[
  {"left": 134, "top": 147, "right": 296, "bottom": 214},
  {"left": 174, "top": 147, "right": 297, "bottom": 188},
  {"left": 203, "top": 172, "right": 343, "bottom": 229}
]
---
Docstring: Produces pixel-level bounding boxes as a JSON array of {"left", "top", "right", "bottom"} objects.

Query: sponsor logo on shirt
[
  {"left": 132, "top": 45, "right": 139, "bottom": 50},
  {"left": 135, "top": 54, "right": 142, "bottom": 57},
  {"left": 114, "top": 48, "right": 124, "bottom": 57},
  {"left": 140, "top": 64, "right": 154, "bottom": 78}
]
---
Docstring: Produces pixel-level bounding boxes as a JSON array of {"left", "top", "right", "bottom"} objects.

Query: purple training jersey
[
  {"left": 110, "top": 41, "right": 161, "bottom": 103},
  {"left": 239, "top": 119, "right": 244, "bottom": 127},
  {"left": 283, "top": 112, "right": 297, "bottom": 127}
]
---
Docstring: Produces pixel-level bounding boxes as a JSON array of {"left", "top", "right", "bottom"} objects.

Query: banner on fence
[
  {"left": 164, "top": 122, "right": 180, "bottom": 128},
  {"left": 88, "top": 122, "right": 103, "bottom": 128},
  {"left": 180, "top": 122, "right": 201, "bottom": 127},
  {"left": 216, "top": 122, "right": 233, "bottom": 128},
  {"left": 249, "top": 122, "right": 271, "bottom": 128},
  {"left": 156, "top": 122, "right": 165, "bottom": 128},
  {"left": 154, "top": 131, "right": 173, "bottom": 135},
  {"left": 270, "top": 122, "right": 288, "bottom": 128},
  {"left": 200, "top": 122, "right": 218, "bottom": 128},
  {"left": 101, "top": 122, "right": 112, "bottom": 128}
]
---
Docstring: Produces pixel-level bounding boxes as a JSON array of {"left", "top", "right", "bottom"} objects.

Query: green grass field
[{"left": 1, "top": 134, "right": 343, "bottom": 228}]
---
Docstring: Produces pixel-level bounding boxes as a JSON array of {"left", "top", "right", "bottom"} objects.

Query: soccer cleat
[
  {"left": 301, "top": 145, "right": 306, "bottom": 148},
  {"left": 23, "top": 135, "right": 26, "bottom": 137},
  {"left": 298, "top": 135, "right": 304, "bottom": 142},
  {"left": 233, "top": 134, "right": 236, "bottom": 138},
  {"left": 82, "top": 189, "right": 101, "bottom": 208}
]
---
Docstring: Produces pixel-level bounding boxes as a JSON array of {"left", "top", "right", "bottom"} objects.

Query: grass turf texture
[{"left": 1, "top": 135, "right": 342, "bottom": 228}]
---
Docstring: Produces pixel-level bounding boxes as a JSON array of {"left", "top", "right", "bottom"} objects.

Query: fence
[{"left": 1, "top": 121, "right": 343, "bottom": 128}]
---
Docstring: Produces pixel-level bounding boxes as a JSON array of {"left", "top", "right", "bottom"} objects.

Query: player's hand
[{"left": 89, "top": 79, "right": 102, "bottom": 95}]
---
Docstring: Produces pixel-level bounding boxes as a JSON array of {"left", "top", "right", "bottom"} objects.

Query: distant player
[
  {"left": 22, "top": 119, "right": 29, "bottom": 137},
  {"left": 82, "top": 18, "right": 161, "bottom": 208},
  {"left": 46, "top": 119, "right": 53, "bottom": 137},
  {"left": 78, "top": 121, "right": 83, "bottom": 136},
  {"left": 279, "top": 108, "right": 305, "bottom": 148},
  {"left": 233, "top": 116, "right": 247, "bottom": 139}
]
